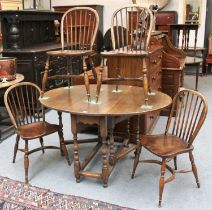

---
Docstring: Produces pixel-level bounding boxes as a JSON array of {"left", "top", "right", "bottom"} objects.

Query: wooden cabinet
[
  {"left": 156, "top": 11, "right": 178, "bottom": 44},
  {"left": 0, "top": 11, "right": 68, "bottom": 98}
]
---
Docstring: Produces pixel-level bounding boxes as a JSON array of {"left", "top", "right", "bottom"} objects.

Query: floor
[{"left": 0, "top": 75, "right": 211, "bottom": 210}]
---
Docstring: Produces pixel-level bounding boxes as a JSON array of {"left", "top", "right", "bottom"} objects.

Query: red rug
[{"left": 0, "top": 176, "right": 134, "bottom": 210}]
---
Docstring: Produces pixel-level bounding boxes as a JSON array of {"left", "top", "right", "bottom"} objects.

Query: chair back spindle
[
  {"left": 111, "top": 6, "right": 153, "bottom": 52},
  {"left": 4, "top": 82, "right": 44, "bottom": 129},
  {"left": 165, "top": 89, "right": 208, "bottom": 147},
  {"left": 61, "top": 7, "right": 99, "bottom": 51}
]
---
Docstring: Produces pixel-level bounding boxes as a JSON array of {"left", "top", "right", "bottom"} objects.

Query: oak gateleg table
[{"left": 40, "top": 84, "right": 172, "bottom": 187}]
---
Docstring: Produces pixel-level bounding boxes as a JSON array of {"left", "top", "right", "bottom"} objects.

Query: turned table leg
[
  {"left": 100, "top": 117, "right": 109, "bottom": 187},
  {"left": 71, "top": 114, "right": 81, "bottom": 183}
]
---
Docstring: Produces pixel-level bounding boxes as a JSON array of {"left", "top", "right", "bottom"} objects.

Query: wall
[{"left": 52, "top": 0, "right": 206, "bottom": 47}]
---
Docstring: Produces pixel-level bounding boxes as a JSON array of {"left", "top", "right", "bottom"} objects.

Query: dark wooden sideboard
[{"left": 0, "top": 10, "right": 66, "bottom": 87}]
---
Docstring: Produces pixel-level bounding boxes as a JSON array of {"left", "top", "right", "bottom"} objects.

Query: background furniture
[
  {"left": 170, "top": 24, "right": 203, "bottom": 90},
  {"left": 132, "top": 88, "right": 208, "bottom": 207},
  {"left": 155, "top": 11, "right": 178, "bottom": 44},
  {"left": 0, "top": 10, "right": 65, "bottom": 88},
  {"left": 4, "top": 82, "right": 70, "bottom": 184},
  {"left": 0, "top": 73, "right": 24, "bottom": 141},
  {"left": 107, "top": 33, "right": 185, "bottom": 135},
  {"left": 206, "top": 32, "right": 212, "bottom": 75},
  {"left": 40, "top": 84, "right": 172, "bottom": 187}
]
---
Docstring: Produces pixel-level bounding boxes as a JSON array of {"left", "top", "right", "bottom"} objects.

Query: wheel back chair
[
  {"left": 131, "top": 88, "right": 208, "bottom": 207},
  {"left": 42, "top": 7, "right": 100, "bottom": 145},
  {"left": 205, "top": 32, "right": 212, "bottom": 75},
  {"left": 170, "top": 24, "right": 203, "bottom": 90},
  {"left": 4, "top": 82, "right": 71, "bottom": 184}
]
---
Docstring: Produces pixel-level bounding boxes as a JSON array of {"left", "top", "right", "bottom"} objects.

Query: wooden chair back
[
  {"left": 4, "top": 82, "right": 44, "bottom": 129},
  {"left": 111, "top": 5, "right": 153, "bottom": 52},
  {"left": 61, "top": 7, "right": 99, "bottom": 51},
  {"left": 170, "top": 24, "right": 199, "bottom": 56},
  {"left": 208, "top": 32, "right": 212, "bottom": 55},
  {"left": 165, "top": 89, "right": 208, "bottom": 147}
]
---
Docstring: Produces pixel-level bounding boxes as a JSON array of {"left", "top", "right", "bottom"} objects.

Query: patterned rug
[{"left": 0, "top": 176, "right": 134, "bottom": 210}]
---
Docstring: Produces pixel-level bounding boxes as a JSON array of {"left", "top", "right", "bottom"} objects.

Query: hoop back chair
[
  {"left": 97, "top": 5, "right": 153, "bottom": 106},
  {"left": 42, "top": 7, "right": 99, "bottom": 144},
  {"left": 170, "top": 24, "right": 203, "bottom": 90},
  {"left": 4, "top": 82, "right": 70, "bottom": 184},
  {"left": 131, "top": 88, "right": 208, "bottom": 207},
  {"left": 206, "top": 32, "right": 212, "bottom": 75},
  {"left": 42, "top": 7, "right": 100, "bottom": 91}
]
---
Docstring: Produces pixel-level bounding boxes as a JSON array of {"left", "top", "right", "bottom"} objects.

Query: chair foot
[
  {"left": 131, "top": 145, "right": 142, "bottom": 179},
  {"left": 189, "top": 152, "right": 200, "bottom": 188},
  {"left": 158, "top": 200, "right": 162, "bottom": 208},
  {"left": 13, "top": 135, "right": 20, "bottom": 163}
]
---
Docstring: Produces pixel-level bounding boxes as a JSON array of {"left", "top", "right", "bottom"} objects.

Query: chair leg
[
  {"left": 159, "top": 158, "right": 166, "bottom": 207},
  {"left": 58, "top": 111, "right": 64, "bottom": 156},
  {"left": 195, "top": 63, "right": 200, "bottom": 91},
  {"left": 24, "top": 141, "right": 29, "bottom": 184},
  {"left": 58, "top": 131, "right": 71, "bottom": 166},
  {"left": 13, "top": 135, "right": 20, "bottom": 163},
  {"left": 189, "top": 151, "right": 200, "bottom": 188},
  {"left": 131, "top": 144, "right": 142, "bottom": 179},
  {"left": 39, "top": 137, "right": 45, "bottom": 154},
  {"left": 174, "top": 156, "right": 177, "bottom": 170}
]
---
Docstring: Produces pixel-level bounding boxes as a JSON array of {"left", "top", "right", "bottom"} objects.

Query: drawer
[
  {"left": 149, "top": 69, "right": 162, "bottom": 89},
  {"left": 156, "top": 13, "right": 175, "bottom": 25},
  {"left": 149, "top": 51, "right": 162, "bottom": 68}
]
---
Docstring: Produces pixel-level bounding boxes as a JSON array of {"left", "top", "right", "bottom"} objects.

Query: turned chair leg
[
  {"left": 159, "top": 158, "right": 166, "bottom": 207},
  {"left": 58, "top": 131, "right": 71, "bottom": 166},
  {"left": 39, "top": 137, "right": 45, "bottom": 154},
  {"left": 13, "top": 135, "right": 20, "bottom": 163},
  {"left": 174, "top": 156, "right": 177, "bottom": 170},
  {"left": 131, "top": 144, "right": 142, "bottom": 179},
  {"left": 189, "top": 151, "right": 200, "bottom": 188},
  {"left": 24, "top": 141, "right": 29, "bottom": 184}
]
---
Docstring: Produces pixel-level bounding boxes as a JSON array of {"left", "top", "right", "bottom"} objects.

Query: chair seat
[
  {"left": 47, "top": 49, "right": 94, "bottom": 57},
  {"left": 17, "top": 121, "right": 59, "bottom": 140},
  {"left": 140, "top": 134, "right": 193, "bottom": 158},
  {"left": 185, "top": 56, "right": 203, "bottom": 65}
]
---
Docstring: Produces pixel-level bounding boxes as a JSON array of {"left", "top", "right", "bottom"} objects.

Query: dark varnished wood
[
  {"left": 132, "top": 88, "right": 208, "bottom": 207},
  {"left": 4, "top": 82, "right": 71, "bottom": 184},
  {"left": 40, "top": 84, "right": 171, "bottom": 187}
]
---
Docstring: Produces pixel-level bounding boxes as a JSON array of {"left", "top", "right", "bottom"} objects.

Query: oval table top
[
  {"left": 40, "top": 85, "right": 172, "bottom": 117},
  {"left": 0, "top": 74, "right": 24, "bottom": 89}
]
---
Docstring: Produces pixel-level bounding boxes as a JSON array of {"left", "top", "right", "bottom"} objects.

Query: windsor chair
[
  {"left": 97, "top": 5, "right": 153, "bottom": 107},
  {"left": 131, "top": 88, "right": 208, "bottom": 207},
  {"left": 42, "top": 7, "right": 99, "bottom": 144},
  {"left": 4, "top": 82, "right": 70, "bottom": 184}
]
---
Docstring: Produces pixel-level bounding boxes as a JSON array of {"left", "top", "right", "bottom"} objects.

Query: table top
[
  {"left": 40, "top": 85, "right": 172, "bottom": 117},
  {"left": 0, "top": 74, "right": 24, "bottom": 89}
]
